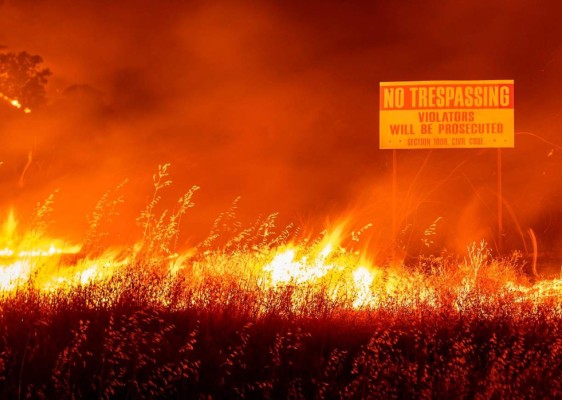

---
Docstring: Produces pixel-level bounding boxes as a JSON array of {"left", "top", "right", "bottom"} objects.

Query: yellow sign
[{"left": 379, "top": 80, "right": 514, "bottom": 149}]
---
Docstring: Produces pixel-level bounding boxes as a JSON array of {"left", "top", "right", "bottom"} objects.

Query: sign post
[
  {"left": 379, "top": 80, "right": 515, "bottom": 254},
  {"left": 392, "top": 148, "right": 397, "bottom": 261},
  {"left": 497, "top": 148, "right": 503, "bottom": 252}
]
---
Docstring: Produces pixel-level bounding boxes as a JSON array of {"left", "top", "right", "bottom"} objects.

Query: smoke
[{"left": 1, "top": 0, "right": 562, "bottom": 262}]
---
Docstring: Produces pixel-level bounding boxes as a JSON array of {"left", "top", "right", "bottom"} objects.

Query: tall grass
[{"left": 0, "top": 165, "right": 560, "bottom": 399}]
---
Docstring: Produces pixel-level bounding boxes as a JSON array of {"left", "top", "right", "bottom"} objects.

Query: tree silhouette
[{"left": 0, "top": 51, "right": 51, "bottom": 109}]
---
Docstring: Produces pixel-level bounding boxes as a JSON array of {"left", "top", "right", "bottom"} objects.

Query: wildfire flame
[
  {"left": 0, "top": 208, "right": 560, "bottom": 314},
  {"left": 0, "top": 91, "right": 31, "bottom": 113}
]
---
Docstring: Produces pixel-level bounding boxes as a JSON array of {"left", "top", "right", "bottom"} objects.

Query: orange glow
[
  {"left": 1, "top": 3, "right": 562, "bottom": 397},
  {"left": 0, "top": 91, "right": 31, "bottom": 113},
  {"left": 0, "top": 207, "right": 559, "bottom": 315}
]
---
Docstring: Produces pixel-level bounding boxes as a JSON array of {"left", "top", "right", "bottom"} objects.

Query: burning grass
[{"left": 0, "top": 165, "right": 560, "bottom": 398}]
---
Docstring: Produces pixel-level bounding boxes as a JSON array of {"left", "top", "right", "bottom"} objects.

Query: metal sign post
[
  {"left": 497, "top": 148, "right": 503, "bottom": 253},
  {"left": 392, "top": 149, "right": 397, "bottom": 263}
]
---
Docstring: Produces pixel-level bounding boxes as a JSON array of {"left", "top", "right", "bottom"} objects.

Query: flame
[
  {"left": 0, "top": 261, "right": 31, "bottom": 291},
  {"left": 352, "top": 266, "right": 375, "bottom": 308},
  {"left": 0, "top": 92, "right": 31, "bottom": 113},
  {"left": 262, "top": 244, "right": 337, "bottom": 285},
  {"left": 0, "top": 209, "right": 560, "bottom": 316},
  {"left": 0, "top": 210, "right": 83, "bottom": 291},
  {"left": 1, "top": 208, "right": 17, "bottom": 246}
]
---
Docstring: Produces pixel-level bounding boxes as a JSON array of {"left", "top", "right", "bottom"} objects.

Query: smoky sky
[{"left": 1, "top": 0, "right": 562, "bottom": 259}]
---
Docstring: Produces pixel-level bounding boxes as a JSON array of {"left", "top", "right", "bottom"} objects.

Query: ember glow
[{"left": 0, "top": 92, "right": 30, "bottom": 113}]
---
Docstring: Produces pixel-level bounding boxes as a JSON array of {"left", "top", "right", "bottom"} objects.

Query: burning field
[
  {"left": 0, "top": 166, "right": 560, "bottom": 398},
  {"left": 2, "top": 0, "right": 562, "bottom": 399}
]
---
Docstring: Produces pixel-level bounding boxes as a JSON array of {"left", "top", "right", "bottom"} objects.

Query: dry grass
[
  {"left": 0, "top": 165, "right": 560, "bottom": 399},
  {"left": 0, "top": 285, "right": 559, "bottom": 399}
]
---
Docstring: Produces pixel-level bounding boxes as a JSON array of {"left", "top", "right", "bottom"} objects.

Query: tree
[{"left": 0, "top": 51, "right": 51, "bottom": 109}]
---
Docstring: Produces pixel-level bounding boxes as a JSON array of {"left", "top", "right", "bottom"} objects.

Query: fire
[
  {"left": 0, "top": 209, "right": 83, "bottom": 291},
  {"left": 1, "top": 208, "right": 17, "bottom": 246},
  {"left": 0, "top": 91, "right": 31, "bottom": 113},
  {"left": 0, "top": 206, "right": 560, "bottom": 315},
  {"left": 352, "top": 266, "right": 375, "bottom": 308},
  {"left": 262, "top": 243, "right": 338, "bottom": 285},
  {"left": 0, "top": 261, "right": 30, "bottom": 291}
]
